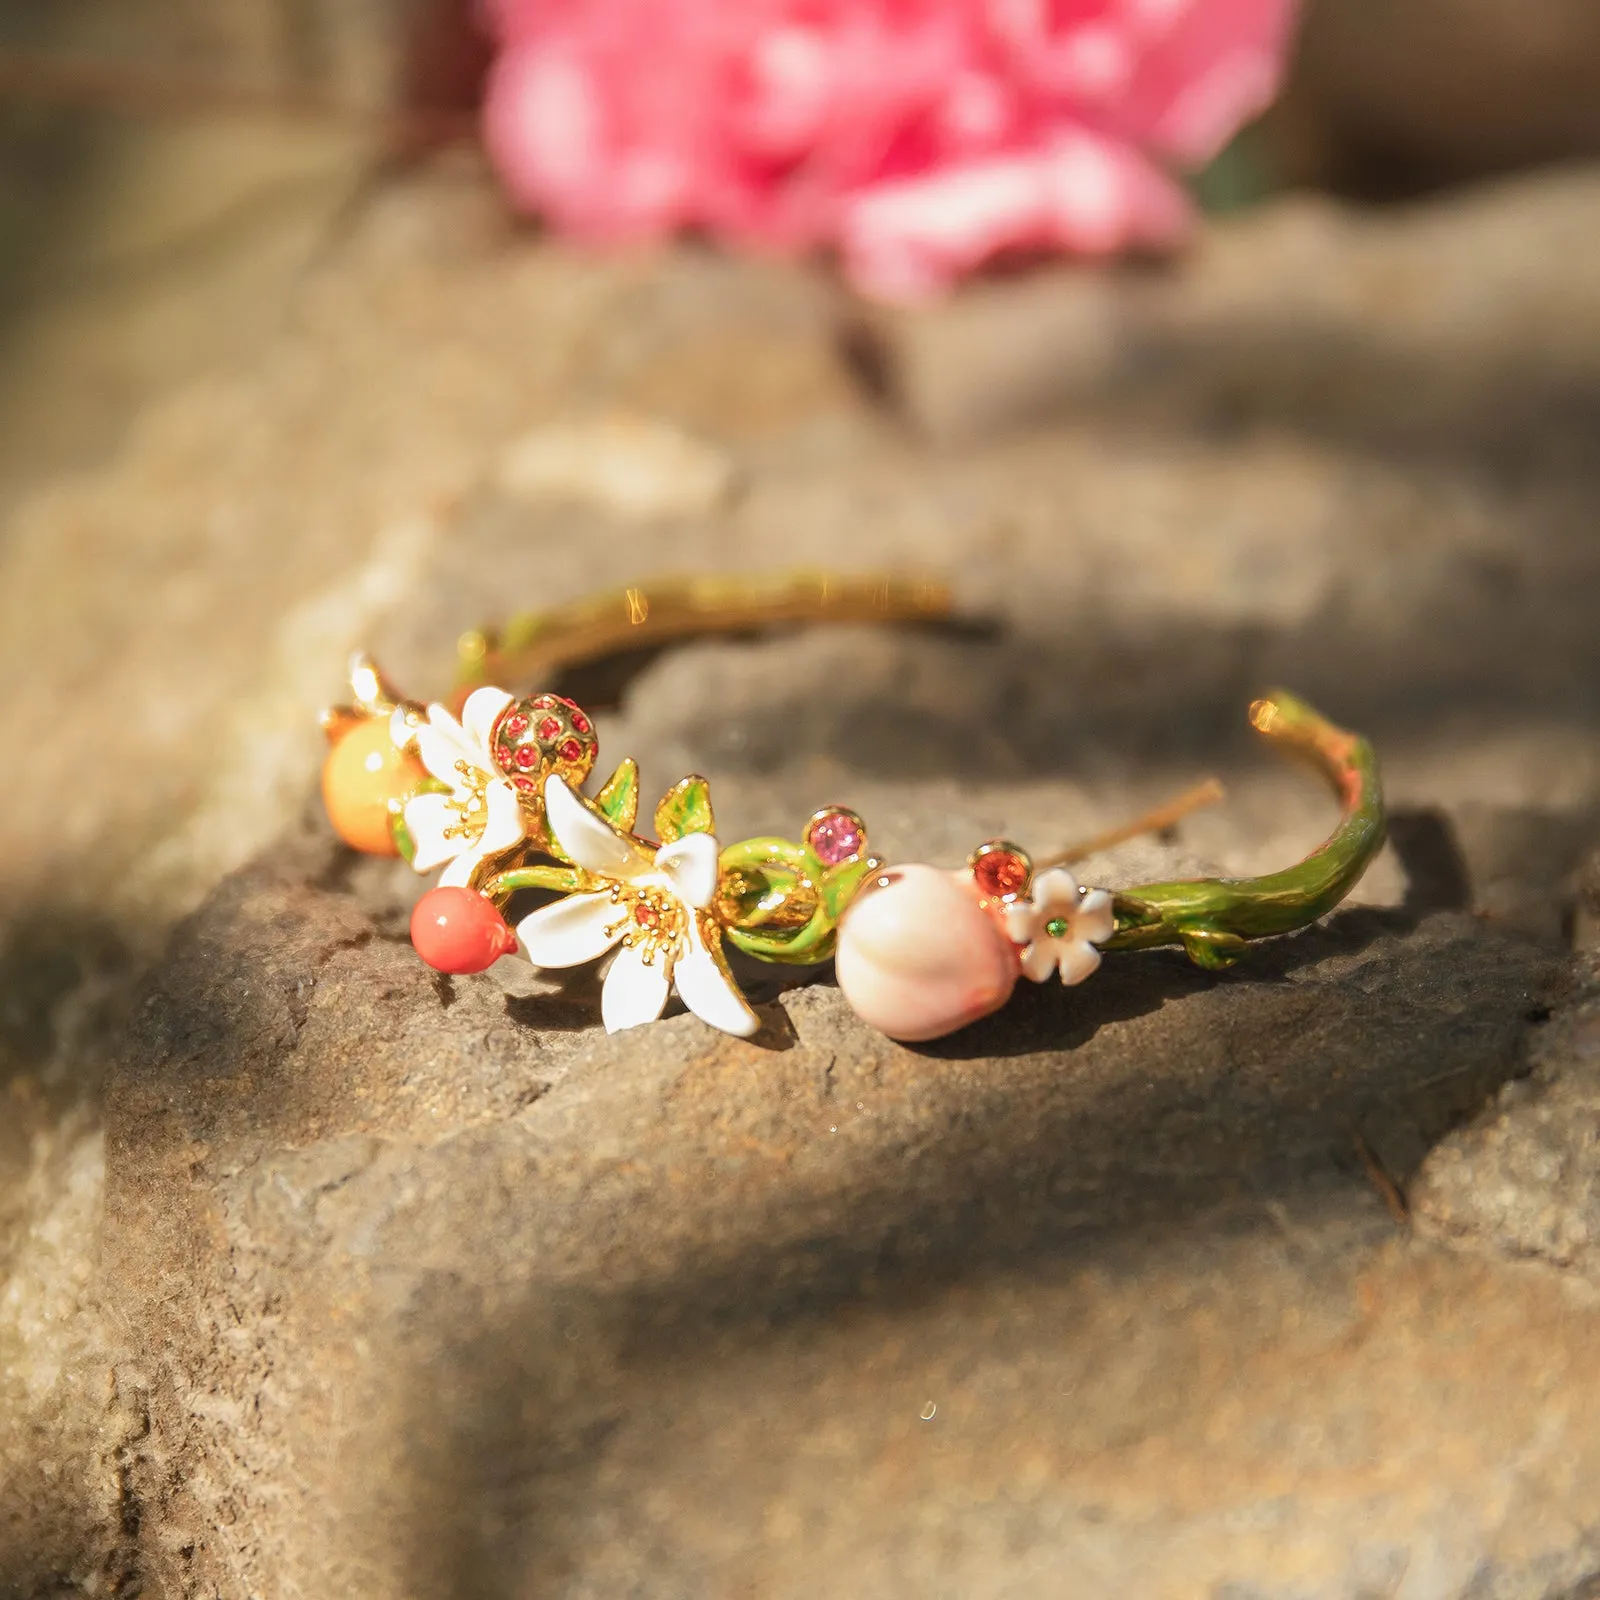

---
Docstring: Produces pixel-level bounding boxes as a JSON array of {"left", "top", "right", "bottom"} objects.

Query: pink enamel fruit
[{"left": 834, "top": 864, "right": 1020, "bottom": 1041}]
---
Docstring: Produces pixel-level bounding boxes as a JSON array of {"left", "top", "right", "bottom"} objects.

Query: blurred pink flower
[{"left": 481, "top": 0, "right": 1298, "bottom": 302}]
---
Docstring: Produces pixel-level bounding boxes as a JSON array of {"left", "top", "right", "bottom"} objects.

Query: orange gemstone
[
  {"left": 971, "top": 845, "right": 1029, "bottom": 901},
  {"left": 321, "top": 717, "right": 423, "bottom": 856}
]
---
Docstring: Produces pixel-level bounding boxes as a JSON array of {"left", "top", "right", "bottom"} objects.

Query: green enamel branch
[
  {"left": 718, "top": 839, "right": 881, "bottom": 966},
  {"left": 714, "top": 692, "right": 1381, "bottom": 972},
  {"left": 470, "top": 689, "right": 1382, "bottom": 978},
  {"left": 1102, "top": 690, "right": 1386, "bottom": 969},
  {"left": 480, "top": 863, "right": 585, "bottom": 898}
]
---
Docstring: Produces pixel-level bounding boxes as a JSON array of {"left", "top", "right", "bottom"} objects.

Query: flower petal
[
  {"left": 1019, "top": 940, "right": 1058, "bottom": 983},
  {"left": 602, "top": 941, "right": 672, "bottom": 1033},
  {"left": 1030, "top": 867, "right": 1082, "bottom": 910},
  {"left": 404, "top": 792, "right": 461, "bottom": 874},
  {"left": 462, "top": 686, "right": 514, "bottom": 751},
  {"left": 1057, "top": 941, "right": 1102, "bottom": 986},
  {"left": 517, "top": 890, "right": 624, "bottom": 968},
  {"left": 416, "top": 719, "right": 481, "bottom": 791},
  {"left": 1004, "top": 899, "right": 1040, "bottom": 944},
  {"left": 654, "top": 832, "right": 720, "bottom": 910},
  {"left": 673, "top": 916, "right": 759, "bottom": 1038},
  {"left": 438, "top": 846, "right": 488, "bottom": 891},
  {"left": 1078, "top": 887, "right": 1115, "bottom": 945},
  {"left": 476, "top": 778, "right": 525, "bottom": 857},
  {"left": 544, "top": 774, "right": 651, "bottom": 878}
]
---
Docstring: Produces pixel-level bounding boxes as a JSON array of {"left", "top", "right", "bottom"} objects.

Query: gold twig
[
  {"left": 1037, "top": 777, "right": 1225, "bottom": 868},
  {"left": 1354, "top": 1133, "right": 1411, "bottom": 1229},
  {"left": 461, "top": 572, "right": 953, "bottom": 692}
]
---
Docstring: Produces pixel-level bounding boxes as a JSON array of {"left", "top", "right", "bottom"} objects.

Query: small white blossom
[
  {"left": 401, "top": 686, "right": 525, "bottom": 889},
  {"left": 1006, "top": 868, "right": 1114, "bottom": 984}
]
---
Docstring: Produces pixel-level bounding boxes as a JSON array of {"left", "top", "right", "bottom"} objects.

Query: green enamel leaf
[
  {"left": 388, "top": 807, "right": 416, "bottom": 864},
  {"left": 596, "top": 758, "right": 640, "bottom": 832},
  {"left": 655, "top": 775, "right": 715, "bottom": 843}
]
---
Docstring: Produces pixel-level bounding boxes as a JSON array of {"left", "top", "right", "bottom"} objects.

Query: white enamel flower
[
  {"left": 1005, "top": 868, "right": 1115, "bottom": 984},
  {"left": 516, "top": 774, "right": 759, "bottom": 1038},
  {"left": 401, "top": 686, "right": 525, "bottom": 889}
]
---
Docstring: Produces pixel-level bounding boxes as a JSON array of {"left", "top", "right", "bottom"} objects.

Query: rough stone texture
[
  {"left": 1414, "top": 948, "right": 1600, "bottom": 1277},
  {"left": 0, "top": 0, "right": 454, "bottom": 112},
  {"left": 100, "top": 823, "right": 1580, "bottom": 1600},
  {"left": 1276, "top": 0, "right": 1600, "bottom": 193},
  {"left": 863, "top": 165, "right": 1600, "bottom": 446},
  {"left": 0, "top": 103, "right": 377, "bottom": 534},
  {"left": 4, "top": 148, "right": 1600, "bottom": 1595},
  {"left": 0, "top": 0, "right": 481, "bottom": 531}
]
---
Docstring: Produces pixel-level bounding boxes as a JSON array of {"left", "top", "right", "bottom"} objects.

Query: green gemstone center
[{"left": 1044, "top": 916, "right": 1070, "bottom": 939}]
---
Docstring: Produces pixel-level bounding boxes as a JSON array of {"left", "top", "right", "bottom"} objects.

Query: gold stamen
[{"left": 441, "top": 760, "right": 490, "bottom": 842}]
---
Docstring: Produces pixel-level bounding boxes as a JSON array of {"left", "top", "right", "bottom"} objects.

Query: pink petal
[
  {"left": 1117, "top": 0, "right": 1300, "bottom": 164},
  {"left": 479, "top": 0, "right": 1295, "bottom": 297},
  {"left": 482, "top": 44, "right": 603, "bottom": 217},
  {"left": 838, "top": 132, "right": 1191, "bottom": 304}
]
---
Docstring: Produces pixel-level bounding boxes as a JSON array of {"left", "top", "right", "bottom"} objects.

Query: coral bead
[
  {"left": 835, "top": 864, "right": 1020, "bottom": 1041},
  {"left": 321, "top": 718, "right": 422, "bottom": 856},
  {"left": 410, "top": 887, "right": 519, "bottom": 974}
]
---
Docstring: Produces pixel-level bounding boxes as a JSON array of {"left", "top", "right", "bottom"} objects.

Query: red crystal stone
[
  {"left": 531, "top": 694, "right": 558, "bottom": 709},
  {"left": 410, "top": 886, "right": 518, "bottom": 974},
  {"left": 571, "top": 711, "right": 591, "bottom": 735},
  {"left": 558, "top": 737, "right": 583, "bottom": 762},
  {"left": 808, "top": 809, "right": 864, "bottom": 867},
  {"left": 972, "top": 847, "right": 1029, "bottom": 900},
  {"left": 514, "top": 777, "right": 536, "bottom": 792},
  {"left": 502, "top": 713, "right": 529, "bottom": 738},
  {"left": 514, "top": 745, "right": 538, "bottom": 769},
  {"left": 537, "top": 716, "right": 562, "bottom": 741},
  {"left": 633, "top": 903, "right": 659, "bottom": 929}
]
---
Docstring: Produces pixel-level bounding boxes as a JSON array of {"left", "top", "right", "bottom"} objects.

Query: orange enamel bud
[{"left": 321, "top": 717, "right": 422, "bottom": 856}]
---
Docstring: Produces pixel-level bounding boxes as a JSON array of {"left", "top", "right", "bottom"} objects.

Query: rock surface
[
  {"left": 1415, "top": 946, "right": 1600, "bottom": 1277},
  {"left": 105, "top": 825, "right": 1577, "bottom": 1600},
  {"left": 1277, "top": 0, "right": 1600, "bottom": 193},
  {"left": 3, "top": 151, "right": 1600, "bottom": 1596},
  {"left": 0, "top": 0, "right": 453, "bottom": 113}
]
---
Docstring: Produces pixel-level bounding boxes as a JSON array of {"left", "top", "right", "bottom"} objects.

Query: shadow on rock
[
  {"left": 0, "top": 902, "right": 134, "bottom": 1093},
  {"left": 99, "top": 686, "right": 1593, "bottom": 1595},
  {"left": 627, "top": 586, "right": 1600, "bottom": 817},
  {"left": 390, "top": 900, "right": 1570, "bottom": 1598},
  {"left": 370, "top": 811, "right": 1572, "bottom": 1594}
]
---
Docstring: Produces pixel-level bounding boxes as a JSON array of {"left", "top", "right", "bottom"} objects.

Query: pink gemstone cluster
[{"left": 480, "top": 0, "right": 1298, "bottom": 301}]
